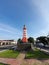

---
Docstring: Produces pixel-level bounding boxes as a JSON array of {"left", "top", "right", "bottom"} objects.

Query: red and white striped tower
[{"left": 22, "top": 25, "right": 28, "bottom": 43}]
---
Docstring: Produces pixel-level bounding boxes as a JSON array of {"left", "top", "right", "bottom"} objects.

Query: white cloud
[
  {"left": 0, "top": 23, "right": 22, "bottom": 36},
  {"left": 31, "top": 0, "right": 49, "bottom": 37}
]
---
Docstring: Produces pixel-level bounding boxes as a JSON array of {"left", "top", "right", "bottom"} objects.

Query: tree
[
  {"left": 28, "top": 37, "right": 34, "bottom": 44},
  {"left": 36, "top": 36, "right": 48, "bottom": 46},
  {"left": 46, "top": 37, "right": 49, "bottom": 45},
  {"left": 17, "top": 38, "right": 22, "bottom": 43}
]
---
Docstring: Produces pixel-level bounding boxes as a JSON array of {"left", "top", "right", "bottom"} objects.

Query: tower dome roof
[{"left": 23, "top": 25, "right": 26, "bottom": 29}]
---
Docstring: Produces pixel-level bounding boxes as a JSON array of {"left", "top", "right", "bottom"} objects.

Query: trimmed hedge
[{"left": 17, "top": 43, "right": 31, "bottom": 51}]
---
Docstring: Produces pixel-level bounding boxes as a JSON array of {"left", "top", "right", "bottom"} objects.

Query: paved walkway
[
  {"left": 0, "top": 58, "right": 49, "bottom": 65},
  {"left": 0, "top": 52, "right": 49, "bottom": 65},
  {"left": 0, "top": 50, "right": 7, "bottom": 52},
  {"left": 0, "top": 52, "right": 26, "bottom": 65},
  {"left": 17, "top": 52, "right": 25, "bottom": 59},
  {"left": 37, "top": 47, "right": 49, "bottom": 54}
]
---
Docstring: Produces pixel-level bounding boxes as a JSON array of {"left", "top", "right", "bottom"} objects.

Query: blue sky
[{"left": 0, "top": 0, "right": 49, "bottom": 40}]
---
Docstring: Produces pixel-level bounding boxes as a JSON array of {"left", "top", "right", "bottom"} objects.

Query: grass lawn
[
  {"left": 0, "top": 63, "right": 9, "bottom": 65},
  {"left": 25, "top": 49, "right": 49, "bottom": 59},
  {"left": 0, "top": 50, "right": 19, "bottom": 58}
]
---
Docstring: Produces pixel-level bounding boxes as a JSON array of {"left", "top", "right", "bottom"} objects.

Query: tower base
[
  {"left": 17, "top": 43, "right": 31, "bottom": 51},
  {"left": 22, "top": 37, "right": 28, "bottom": 43}
]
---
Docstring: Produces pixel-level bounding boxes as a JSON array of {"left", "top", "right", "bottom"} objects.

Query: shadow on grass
[{"left": 25, "top": 49, "right": 49, "bottom": 60}]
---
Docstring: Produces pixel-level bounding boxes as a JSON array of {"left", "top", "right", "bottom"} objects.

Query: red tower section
[{"left": 22, "top": 25, "right": 28, "bottom": 43}]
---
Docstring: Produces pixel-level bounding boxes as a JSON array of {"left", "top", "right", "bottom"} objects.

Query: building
[
  {"left": 22, "top": 25, "right": 28, "bottom": 43},
  {"left": 0, "top": 40, "right": 16, "bottom": 46}
]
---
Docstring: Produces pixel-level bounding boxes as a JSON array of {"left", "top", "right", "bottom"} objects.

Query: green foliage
[
  {"left": 17, "top": 43, "right": 31, "bottom": 51},
  {"left": 36, "top": 36, "right": 49, "bottom": 46},
  {"left": 47, "top": 38, "right": 49, "bottom": 45},
  {"left": 0, "top": 50, "right": 19, "bottom": 58},
  {"left": 28, "top": 37, "right": 34, "bottom": 44},
  {"left": 17, "top": 38, "right": 22, "bottom": 43}
]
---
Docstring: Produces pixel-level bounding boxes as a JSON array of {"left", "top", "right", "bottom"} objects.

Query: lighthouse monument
[
  {"left": 17, "top": 25, "right": 31, "bottom": 51},
  {"left": 22, "top": 25, "right": 28, "bottom": 43}
]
